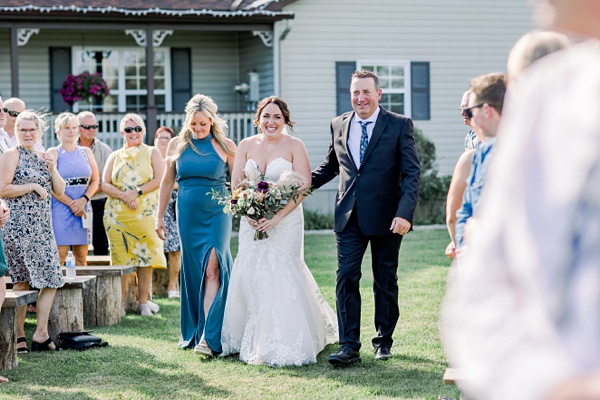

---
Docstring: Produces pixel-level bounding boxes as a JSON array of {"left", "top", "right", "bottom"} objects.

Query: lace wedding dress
[{"left": 221, "top": 158, "right": 338, "bottom": 366}]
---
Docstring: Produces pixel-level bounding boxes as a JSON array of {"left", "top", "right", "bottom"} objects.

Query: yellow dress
[{"left": 104, "top": 144, "right": 166, "bottom": 269}]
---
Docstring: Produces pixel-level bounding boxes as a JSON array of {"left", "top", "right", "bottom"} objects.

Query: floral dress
[
  {"left": 103, "top": 144, "right": 166, "bottom": 269},
  {"left": 1, "top": 146, "right": 64, "bottom": 289}
]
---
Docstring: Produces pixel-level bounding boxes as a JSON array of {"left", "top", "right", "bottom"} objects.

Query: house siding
[{"left": 280, "top": 0, "right": 534, "bottom": 213}]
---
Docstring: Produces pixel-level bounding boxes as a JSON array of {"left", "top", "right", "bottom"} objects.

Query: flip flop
[
  {"left": 17, "top": 337, "right": 29, "bottom": 354},
  {"left": 194, "top": 340, "right": 215, "bottom": 357},
  {"left": 0, "top": 375, "right": 8, "bottom": 383}
]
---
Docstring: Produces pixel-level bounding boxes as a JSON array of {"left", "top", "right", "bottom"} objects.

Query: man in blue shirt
[{"left": 455, "top": 73, "right": 507, "bottom": 249}]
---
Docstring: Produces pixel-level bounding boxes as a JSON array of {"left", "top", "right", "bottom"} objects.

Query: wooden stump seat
[
  {"left": 0, "top": 290, "right": 38, "bottom": 370},
  {"left": 48, "top": 276, "right": 96, "bottom": 344},
  {"left": 63, "top": 265, "right": 136, "bottom": 326}
]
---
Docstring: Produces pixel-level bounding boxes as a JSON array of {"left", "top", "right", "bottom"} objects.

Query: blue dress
[
  {"left": 52, "top": 146, "right": 92, "bottom": 245},
  {"left": 176, "top": 134, "right": 232, "bottom": 352}
]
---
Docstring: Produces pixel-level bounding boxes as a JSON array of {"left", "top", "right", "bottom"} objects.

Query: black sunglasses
[
  {"left": 1, "top": 107, "right": 20, "bottom": 118},
  {"left": 79, "top": 124, "right": 99, "bottom": 130},
  {"left": 461, "top": 103, "right": 485, "bottom": 119},
  {"left": 124, "top": 126, "right": 143, "bottom": 133}
]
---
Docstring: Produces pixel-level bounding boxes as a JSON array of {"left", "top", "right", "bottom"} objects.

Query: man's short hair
[
  {"left": 77, "top": 111, "right": 96, "bottom": 123},
  {"left": 469, "top": 73, "right": 507, "bottom": 115},
  {"left": 352, "top": 69, "right": 380, "bottom": 90}
]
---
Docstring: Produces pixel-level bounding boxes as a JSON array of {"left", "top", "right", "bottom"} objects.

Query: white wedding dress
[{"left": 221, "top": 158, "right": 338, "bottom": 366}]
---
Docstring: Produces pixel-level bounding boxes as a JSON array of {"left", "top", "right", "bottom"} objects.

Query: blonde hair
[
  {"left": 507, "top": 31, "right": 570, "bottom": 78},
  {"left": 15, "top": 109, "right": 49, "bottom": 138},
  {"left": 120, "top": 113, "right": 146, "bottom": 135},
  {"left": 54, "top": 111, "right": 78, "bottom": 133},
  {"left": 171, "top": 94, "right": 232, "bottom": 162}
]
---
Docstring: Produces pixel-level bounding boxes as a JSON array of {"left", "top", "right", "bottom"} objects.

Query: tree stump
[
  {"left": 48, "top": 276, "right": 95, "bottom": 343},
  {"left": 152, "top": 268, "right": 169, "bottom": 297},
  {"left": 0, "top": 291, "right": 38, "bottom": 370}
]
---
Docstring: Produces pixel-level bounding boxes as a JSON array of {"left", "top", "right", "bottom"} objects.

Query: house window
[
  {"left": 357, "top": 61, "right": 411, "bottom": 116},
  {"left": 72, "top": 47, "right": 171, "bottom": 113}
]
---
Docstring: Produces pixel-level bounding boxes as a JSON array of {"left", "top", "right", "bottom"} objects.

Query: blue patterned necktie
[{"left": 358, "top": 120, "right": 372, "bottom": 164}]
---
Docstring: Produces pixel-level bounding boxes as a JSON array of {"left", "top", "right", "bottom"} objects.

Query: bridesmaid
[
  {"left": 156, "top": 94, "right": 236, "bottom": 355},
  {"left": 49, "top": 112, "right": 99, "bottom": 266}
]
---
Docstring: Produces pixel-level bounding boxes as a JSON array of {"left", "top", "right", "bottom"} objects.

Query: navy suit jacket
[{"left": 312, "top": 107, "right": 421, "bottom": 235}]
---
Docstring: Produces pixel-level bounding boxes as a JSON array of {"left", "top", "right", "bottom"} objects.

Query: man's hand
[{"left": 390, "top": 217, "right": 411, "bottom": 235}]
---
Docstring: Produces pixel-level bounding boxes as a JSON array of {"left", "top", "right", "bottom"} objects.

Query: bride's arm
[
  {"left": 257, "top": 138, "right": 311, "bottom": 233},
  {"left": 231, "top": 139, "right": 249, "bottom": 188}
]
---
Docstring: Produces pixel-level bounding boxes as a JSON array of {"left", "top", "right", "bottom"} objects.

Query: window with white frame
[
  {"left": 72, "top": 47, "right": 171, "bottom": 113},
  {"left": 358, "top": 61, "right": 411, "bottom": 116}
]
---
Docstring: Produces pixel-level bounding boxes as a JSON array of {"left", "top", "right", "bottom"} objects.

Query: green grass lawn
[{"left": 2, "top": 228, "right": 458, "bottom": 400}]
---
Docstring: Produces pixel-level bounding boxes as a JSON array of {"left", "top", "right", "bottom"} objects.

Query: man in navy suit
[{"left": 312, "top": 69, "right": 421, "bottom": 365}]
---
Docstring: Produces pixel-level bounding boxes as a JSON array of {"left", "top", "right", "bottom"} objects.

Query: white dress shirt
[
  {"left": 348, "top": 107, "right": 380, "bottom": 169},
  {"left": 0, "top": 128, "right": 10, "bottom": 152}
]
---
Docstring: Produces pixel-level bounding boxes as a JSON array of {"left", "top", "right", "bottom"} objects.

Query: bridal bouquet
[{"left": 211, "top": 162, "right": 310, "bottom": 240}]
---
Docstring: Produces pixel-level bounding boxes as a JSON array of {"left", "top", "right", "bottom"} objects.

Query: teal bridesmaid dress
[{"left": 176, "top": 134, "right": 232, "bottom": 352}]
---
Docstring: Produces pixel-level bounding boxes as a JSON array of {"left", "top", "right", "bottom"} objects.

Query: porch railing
[{"left": 42, "top": 111, "right": 257, "bottom": 150}]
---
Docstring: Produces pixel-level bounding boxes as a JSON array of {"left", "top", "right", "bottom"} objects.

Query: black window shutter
[
  {"left": 336, "top": 61, "right": 356, "bottom": 115},
  {"left": 410, "top": 62, "right": 430, "bottom": 120},
  {"left": 171, "top": 48, "right": 192, "bottom": 112},
  {"left": 49, "top": 47, "right": 72, "bottom": 113}
]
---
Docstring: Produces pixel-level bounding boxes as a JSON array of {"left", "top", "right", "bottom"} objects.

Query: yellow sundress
[{"left": 103, "top": 143, "right": 166, "bottom": 269}]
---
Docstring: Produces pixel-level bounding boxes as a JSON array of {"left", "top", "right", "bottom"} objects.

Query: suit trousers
[
  {"left": 335, "top": 210, "right": 402, "bottom": 351},
  {"left": 91, "top": 198, "right": 109, "bottom": 255}
]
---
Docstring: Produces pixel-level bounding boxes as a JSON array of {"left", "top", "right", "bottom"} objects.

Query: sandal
[
  {"left": 0, "top": 375, "right": 7, "bottom": 383},
  {"left": 31, "top": 337, "right": 57, "bottom": 352},
  {"left": 194, "top": 339, "right": 215, "bottom": 357},
  {"left": 17, "top": 337, "right": 29, "bottom": 354}
]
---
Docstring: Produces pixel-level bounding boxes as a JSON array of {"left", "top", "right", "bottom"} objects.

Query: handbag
[{"left": 58, "top": 331, "right": 108, "bottom": 351}]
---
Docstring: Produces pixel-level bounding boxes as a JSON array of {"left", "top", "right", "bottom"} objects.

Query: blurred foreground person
[{"left": 442, "top": 1, "right": 600, "bottom": 399}]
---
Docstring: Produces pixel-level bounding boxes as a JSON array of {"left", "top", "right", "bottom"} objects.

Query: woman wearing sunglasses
[{"left": 102, "top": 114, "right": 166, "bottom": 316}]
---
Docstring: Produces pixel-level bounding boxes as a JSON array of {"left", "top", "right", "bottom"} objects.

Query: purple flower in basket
[{"left": 256, "top": 181, "right": 270, "bottom": 193}]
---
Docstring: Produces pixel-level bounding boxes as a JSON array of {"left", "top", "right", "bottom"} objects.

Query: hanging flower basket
[{"left": 60, "top": 71, "right": 111, "bottom": 107}]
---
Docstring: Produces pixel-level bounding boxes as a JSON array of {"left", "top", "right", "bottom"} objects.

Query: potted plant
[{"left": 60, "top": 71, "right": 110, "bottom": 107}]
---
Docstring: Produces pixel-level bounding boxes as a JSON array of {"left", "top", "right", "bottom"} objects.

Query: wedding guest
[
  {"left": 156, "top": 94, "right": 235, "bottom": 353},
  {"left": 0, "top": 110, "right": 66, "bottom": 352},
  {"left": 102, "top": 114, "right": 166, "bottom": 316},
  {"left": 0, "top": 199, "right": 10, "bottom": 382},
  {"left": 312, "top": 69, "right": 421, "bottom": 365},
  {"left": 49, "top": 112, "right": 99, "bottom": 266},
  {"left": 3, "top": 98, "right": 44, "bottom": 151},
  {"left": 0, "top": 97, "right": 11, "bottom": 153},
  {"left": 506, "top": 30, "right": 570, "bottom": 79},
  {"left": 442, "top": 1, "right": 600, "bottom": 399},
  {"left": 154, "top": 126, "right": 181, "bottom": 299},
  {"left": 454, "top": 73, "right": 506, "bottom": 250},
  {"left": 460, "top": 91, "right": 479, "bottom": 151},
  {"left": 220, "top": 96, "right": 338, "bottom": 366},
  {"left": 77, "top": 111, "right": 113, "bottom": 256}
]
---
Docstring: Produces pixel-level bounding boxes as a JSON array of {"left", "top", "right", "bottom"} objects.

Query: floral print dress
[
  {"left": 1, "top": 146, "right": 64, "bottom": 289},
  {"left": 103, "top": 144, "right": 166, "bottom": 269}
]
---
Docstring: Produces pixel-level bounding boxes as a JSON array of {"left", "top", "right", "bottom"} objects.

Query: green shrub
[
  {"left": 303, "top": 208, "right": 334, "bottom": 230},
  {"left": 413, "top": 127, "right": 451, "bottom": 225}
]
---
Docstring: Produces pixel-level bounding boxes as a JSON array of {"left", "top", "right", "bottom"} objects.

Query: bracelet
[{"left": 82, "top": 194, "right": 90, "bottom": 202}]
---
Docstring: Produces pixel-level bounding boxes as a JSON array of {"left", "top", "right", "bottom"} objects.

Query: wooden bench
[
  {"left": 63, "top": 265, "right": 136, "bottom": 326},
  {"left": 1, "top": 290, "right": 38, "bottom": 370},
  {"left": 48, "top": 276, "right": 96, "bottom": 344},
  {"left": 443, "top": 368, "right": 474, "bottom": 400},
  {"left": 86, "top": 255, "right": 111, "bottom": 266}
]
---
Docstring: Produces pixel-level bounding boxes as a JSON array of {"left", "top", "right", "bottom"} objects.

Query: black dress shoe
[
  {"left": 328, "top": 346, "right": 361, "bottom": 366},
  {"left": 374, "top": 345, "right": 392, "bottom": 361}
]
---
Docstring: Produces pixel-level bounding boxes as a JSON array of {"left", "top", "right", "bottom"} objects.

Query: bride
[{"left": 221, "top": 96, "right": 338, "bottom": 366}]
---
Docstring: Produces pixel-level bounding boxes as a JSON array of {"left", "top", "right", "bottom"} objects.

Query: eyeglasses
[
  {"left": 2, "top": 108, "right": 20, "bottom": 118},
  {"left": 461, "top": 103, "right": 485, "bottom": 118},
  {"left": 79, "top": 124, "right": 99, "bottom": 130},
  {"left": 19, "top": 128, "right": 37, "bottom": 135},
  {"left": 124, "top": 126, "right": 143, "bottom": 133}
]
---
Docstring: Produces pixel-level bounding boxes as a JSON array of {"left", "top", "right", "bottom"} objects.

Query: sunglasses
[
  {"left": 124, "top": 126, "right": 143, "bottom": 133},
  {"left": 1, "top": 107, "right": 20, "bottom": 118},
  {"left": 79, "top": 124, "right": 99, "bottom": 130},
  {"left": 461, "top": 103, "right": 485, "bottom": 119}
]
